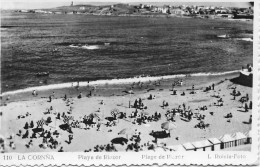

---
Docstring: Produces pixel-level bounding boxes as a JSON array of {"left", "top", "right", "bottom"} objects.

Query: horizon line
[{"left": 1, "top": 1, "right": 253, "bottom": 10}]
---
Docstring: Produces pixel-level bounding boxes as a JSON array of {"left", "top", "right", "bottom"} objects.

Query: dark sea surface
[{"left": 1, "top": 12, "right": 253, "bottom": 93}]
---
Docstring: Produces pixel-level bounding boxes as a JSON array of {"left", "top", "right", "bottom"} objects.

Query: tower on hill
[{"left": 71, "top": 1, "right": 73, "bottom": 6}]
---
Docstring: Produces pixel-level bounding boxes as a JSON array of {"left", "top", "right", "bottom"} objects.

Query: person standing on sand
[
  {"left": 249, "top": 115, "right": 252, "bottom": 124},
  {"left": 78, "top": 92, "right": 82, "bottom": 99},
  {"left": 58, "top": 146, "right": 64, "bottom": 152},
  {"left": 249, "top": 101, "right": 252, "bottom": 109},
  {"left": 56, "top": 113, "right": 60, "bottom": 120},
  {"left": 30, "top": 121, "right": 34, "bottom": 128},
  {"left": 246, "top": 94, "right": 249, "bottom": 102},
  {"left": 212, "top": 83, "right": 215, "bottom": 90},
  {"left": 166, "top": 129, "right": 170, "bottom": 137},
  {"left": 245, "top": 103, "right": 249, "bottom": 112},
  {"left": 68, "top": 134, "right": 73, "bottom": 144},
  {"left": 32, "top": 90, "right": 37, "bottom": 96},
  {"left": 24, "top": 122, "right": 29, "bottom": 129}
]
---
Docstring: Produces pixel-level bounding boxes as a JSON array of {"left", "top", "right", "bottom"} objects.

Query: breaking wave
[
  {"left": 235, "top": 38, "right": 253, "bottom": 42},
  {"left": 69, "top": 44, "right": 100, "bottom": 50},
  {"left": 1, "top": 70, "right": 240, "bottom": 96}
]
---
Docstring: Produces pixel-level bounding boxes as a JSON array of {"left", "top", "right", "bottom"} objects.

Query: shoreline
[
  {"left": 1, "top": 70, "right": 240, "bottom": 96},
  {"left": 1, "top": 70, "right": 241, "bottom": 105}
]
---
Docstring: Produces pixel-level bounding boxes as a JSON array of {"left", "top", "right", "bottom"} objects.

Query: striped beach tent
[
  {"left": 192, "top": 140, "right": 212, "bottom": 151},
  {"left": 154, "top": 146, "right": 167, "bottom": 152},
  {"left": 219, "top": 134, "right": 235, "bottom": 149},
  {"left": 63, "top": 115, "right": 74, "bottom": 124},
  {"left": 208, "top": 138, "right": 221, "bottom": 151},
  {"left": 231, "top": 132, "right": 247, "bottom": 146},
  {"left": 182, "top": 142, "right": 195, "bottom": 151},
  {"left": 244, "top": 130, "right": 252, "bottom": 144},
  {"left": 36, "top": 119, "right": 45, "bottom": 128}
]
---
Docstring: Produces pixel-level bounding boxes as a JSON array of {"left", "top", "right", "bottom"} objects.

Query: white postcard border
[{"left": 0, "top": 0, "right": 259, "bottom": 166}]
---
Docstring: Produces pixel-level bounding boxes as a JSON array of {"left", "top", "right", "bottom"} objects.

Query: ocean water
[{"left": 1, "top": 12, "right": 253, "bottom": 93}]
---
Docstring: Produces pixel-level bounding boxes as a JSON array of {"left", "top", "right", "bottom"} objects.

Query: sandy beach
[{"left": 0, "top": 72, "right": 252, "bottom": 152}]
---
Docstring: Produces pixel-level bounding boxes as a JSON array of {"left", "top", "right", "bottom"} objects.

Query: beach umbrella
[
  {"left": 161, "top": 122, "right": 177, "bottom": 130},
  {"left": 118, "top": 128, "right": 135, "bottom": 139},
  {"left": 118, "top": 128, "right": 128, "bottom": 135},
  {"left": 111, "top": 137, "right": 128, "bottom": 145}
]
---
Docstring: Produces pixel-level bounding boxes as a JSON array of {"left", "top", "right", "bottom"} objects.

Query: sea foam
[{"left": 69, "top": 44, "right": 100, "bottom": 50}]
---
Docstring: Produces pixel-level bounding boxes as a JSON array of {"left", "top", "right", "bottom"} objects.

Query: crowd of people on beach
[{"left": 0, "top": 77, "right": 253, "bottom": 153}]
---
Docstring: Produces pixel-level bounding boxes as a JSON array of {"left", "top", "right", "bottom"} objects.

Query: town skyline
[{"left": 1, "top": 0, "right": 253, "bottom": 10}]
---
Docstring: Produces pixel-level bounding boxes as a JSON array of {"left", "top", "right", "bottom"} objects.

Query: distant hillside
[
  {"left": 46, "top": 3, "right": 139, "bottom": 15},
  {"left": 15, "top": 3, "right": 253, "bottom": 19}
]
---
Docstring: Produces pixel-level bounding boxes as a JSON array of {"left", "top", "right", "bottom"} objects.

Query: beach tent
[
  {"left": 231, "top": 132, "right": 247, "bottom": 146},
  {"left": 192, "top": 140, "right": 212, "bottom": 151},
  {"left": 244, "top": 130, "right": 252, "bottom": 144},
  {"left": 208, "top": 138, "right": 221, "bottom": 151},
  {"left": 168, "top": 144, "right": 186, "bottom": 151},
  {"left": 168, "top": 145, "right": 186, "bottom": 151},
  {"left": 154, "top": 146, "right": 167, "bottom": 152},
  {"left": 182, "top": 142, "right": 195, "bottom": 151},
  {"left": 219, "top": 134, "right": 235, "bottom": 149}
]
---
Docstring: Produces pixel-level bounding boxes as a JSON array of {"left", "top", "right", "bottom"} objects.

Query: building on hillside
[
  {"left": 53, "top": 11, "right": 62, "bottom": 14},
  {"left": 35, "top": 10, "right": 46, "bottom": 13},
  {"left": 79, "top": 7, "right": 85, "bottom": 10},
  {"left": 152, "top": 6, "right": 169, "bottom": 13},
  {"left": 20, "top": 10, "right": 29, "bottom": 13},
  {"left": 169, "top": 8, "right": 188, "bottom": 15}
]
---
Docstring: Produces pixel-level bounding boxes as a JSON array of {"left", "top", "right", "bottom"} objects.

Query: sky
[{"left": 1, "top": 0, "right": 253, "bottom": 10}]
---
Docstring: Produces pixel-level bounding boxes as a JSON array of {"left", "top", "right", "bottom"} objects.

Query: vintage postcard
[{"left": 0, "top": 0, "right": 259, "bottom": 166}]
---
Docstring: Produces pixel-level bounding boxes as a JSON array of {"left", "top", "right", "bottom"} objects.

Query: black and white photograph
[{"left": 0, "top": 0, "right": 258, "bottom": 164}]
